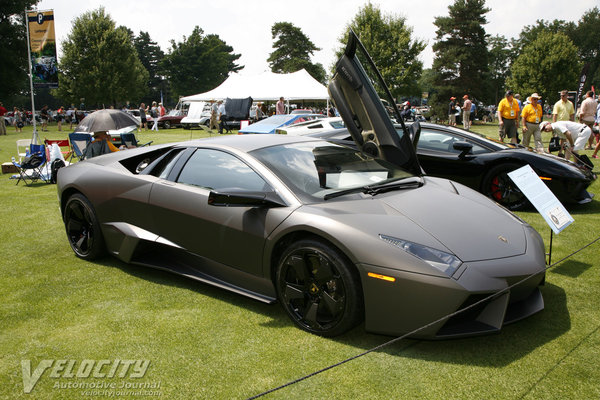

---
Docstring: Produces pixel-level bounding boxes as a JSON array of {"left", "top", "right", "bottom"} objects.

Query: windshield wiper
[{"left": 324, "top": 176, "right": 423, "bottom": 200}]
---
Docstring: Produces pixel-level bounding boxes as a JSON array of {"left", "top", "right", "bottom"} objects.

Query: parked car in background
[
  {"left": 158, "top": 109, "right": 186, "bottom": 129},
  {"left": 239, "top": 114, "right": 323, "bottom": 134},
  {"left": 275, "top": 117, "right": 345, "bottom": 135}
]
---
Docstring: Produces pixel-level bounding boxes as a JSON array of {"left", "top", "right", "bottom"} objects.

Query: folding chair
[
  {"left": 16, "top": 139, "right": 32, "bottom": 160},
  {"left": 45, "top": 138, "right": 71, "bottom": 160},
  {"left": 120, "top": 132, "right": 153, "bottom": 148},
  {"left": 12, "top": 143, "right": 48, "bottom": 185},
  {"left": 68, "top": 132, "right": 92, "bottom": 162}
]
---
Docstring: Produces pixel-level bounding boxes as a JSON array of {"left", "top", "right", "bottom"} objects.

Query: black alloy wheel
[
  {"left": 482, "top": 163, "right": 529, "bottom": 210},
  {"left": 276, "top": 239, "right": 363, "bottom": 337},
  {"left": 163, "top": 121, "right": 171, "bottom": 129},
  {"left": 63, "top": 193, "right": 105, "bottom": 260}
]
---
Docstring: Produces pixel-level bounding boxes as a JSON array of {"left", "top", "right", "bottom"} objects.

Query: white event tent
[{"left": 180, "top": 69, "right": 329, "bottom": 103}]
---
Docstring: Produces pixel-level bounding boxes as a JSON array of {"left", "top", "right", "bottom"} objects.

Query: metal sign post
[{"left": 25, "top": 8, "right": 38, "bottom": 145}]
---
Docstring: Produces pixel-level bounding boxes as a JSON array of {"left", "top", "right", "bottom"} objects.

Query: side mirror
[
  {"left": 208, "top": 190, "right": 286, "bottom": 208},
  {"left": 453, "top": 141, "right": 473, "bottom": 159}
]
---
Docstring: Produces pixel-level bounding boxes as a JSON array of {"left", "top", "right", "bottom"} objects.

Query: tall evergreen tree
[
  {"left": 571, "top": 7, "right": 600, "bottom": 88},
  {"left": 0, "top": 0, "right": 39, "bottom": 101},
  {"left": 430, "top": 0, "right": 490, "bottom": 117},
  {"left": 267, "top": 22, "right": 326, "bottom": 84},
  {"left": 133, "top": 31, "right": 166, "bottom": 105},
  {"left": 55, "top": 7, "right": 148, "bottom": 108},
  {"left": 337, "top": 3, "right": 425, "bottom": 100},
  {"left": 161, "top": 26, "right": 242, "bottom": 98}
]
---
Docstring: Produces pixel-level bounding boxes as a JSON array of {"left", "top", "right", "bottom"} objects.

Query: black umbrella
[{"left": 75, "top": 109, "right": 139, "bottom": 133}]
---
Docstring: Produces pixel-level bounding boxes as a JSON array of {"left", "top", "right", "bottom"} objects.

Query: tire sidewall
[{"left": 64, "top": 193, "right": 105, "bottom": 260}]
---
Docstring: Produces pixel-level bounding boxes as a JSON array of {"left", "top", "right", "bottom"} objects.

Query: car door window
[
  {"left": 177, "top": 148, "right": 269, "bottom": 191},
  {"left": 419, "top": 130, "right": 488, "bottom": 154}
]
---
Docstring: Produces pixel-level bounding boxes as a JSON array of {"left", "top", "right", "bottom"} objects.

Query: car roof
[{"left": 178, "top": 133, "right": 323, "bottom": 152}]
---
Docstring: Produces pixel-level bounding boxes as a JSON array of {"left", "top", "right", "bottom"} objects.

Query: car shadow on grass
[{"left": 96, "top": 255, "right": 570, "bottom": 368}]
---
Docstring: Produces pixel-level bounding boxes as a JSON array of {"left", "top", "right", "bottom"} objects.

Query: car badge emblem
[{"left": 498, "top": 235, "right": 508, "bottom": 243}]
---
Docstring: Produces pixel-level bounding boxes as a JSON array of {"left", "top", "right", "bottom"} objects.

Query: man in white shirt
[
  {"left": 218, "top": 100, "right": 226, "bottom": 134},
  {"left": 541, "top": 120, "right": 591, "bottom": 161}
]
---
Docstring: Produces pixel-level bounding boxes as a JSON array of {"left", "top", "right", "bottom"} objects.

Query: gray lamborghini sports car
[{"left": 58, "top": 32, "right": 546, "bottom": 338}]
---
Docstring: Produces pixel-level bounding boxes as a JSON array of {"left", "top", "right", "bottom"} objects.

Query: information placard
[{"left": 507, "top": 165, "right": 574, "bottom": 234}]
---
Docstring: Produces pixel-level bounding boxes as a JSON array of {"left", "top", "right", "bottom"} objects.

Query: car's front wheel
[
  {"left": 63, "top": 193, "right": 105, "bottom": 260},
  {"left": 482, "top": 163, "right": 529, "bottom": 210},
  {"left": 163, "top": 121, "right": 171, "bottom": 129},
  {"left": 276, "top": 239, "right": 363, "bottom": 337}
]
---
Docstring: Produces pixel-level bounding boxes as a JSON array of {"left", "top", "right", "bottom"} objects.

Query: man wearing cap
[
  {"left": 448, "top": 97, "right": 457, "bottom": 126},
  {"left": 462, "top": 95, "right": 472, "bottom": 130},
  {"left": 540, "top": 120, "right": 591, "bottom": 161},
  {"left": 553, "top": 90, "right": 574, "bottom": 122},
  {"left": 497, "top": 90, "right": 520, "bottom": 144},
  {"left": 521, "top": 93, "right": 544, "bottom": 152}
]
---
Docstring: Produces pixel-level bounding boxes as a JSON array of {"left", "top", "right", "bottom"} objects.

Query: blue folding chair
[
  {"left": 120, "top": 132, "right": 153, "bottom": 148},
  {"left": 12, "top": 143, "right": 48, "bottom": 185},
  {"left": 68, "top": 132, "right": 92, "bottom": 162}
]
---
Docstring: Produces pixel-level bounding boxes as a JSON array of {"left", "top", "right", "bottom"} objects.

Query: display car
[
  {"left": 275, "top": 117, "right": 345, "bottom": 136},
  {"left": 310, "top": 123, "right": 596, "bottom": 210},
  {"left": 158, "top": 109, "right": 186, "bottom": 129},
  {"left": 239, "top": 114, "right": 324, "bottom": 134},
  {"left": 58, "top": 31, "right": 547, "bottom": 338}
]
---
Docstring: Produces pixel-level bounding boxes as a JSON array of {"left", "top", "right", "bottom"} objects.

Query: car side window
[
  {"left": 177, "top": 148, "right": 269, "bottom": 191},
  {"left": 418, "top": 130, "right": 488, "bottom": 155}
]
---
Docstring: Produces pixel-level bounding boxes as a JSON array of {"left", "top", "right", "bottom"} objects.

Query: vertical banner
[
  {"left": 573, "top": 62, "right": 590, "bottom": 114},
  {"left": 27, "top": 10, "right": 58, "bottom": 88}
]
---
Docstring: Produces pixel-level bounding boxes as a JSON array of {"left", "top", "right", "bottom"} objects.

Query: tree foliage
[
  {"left": 267, "top": 22, "right": 326, "bottom": 84},
  {"left": 0, "top": 0, "right": 39, "bottom": 101},
  {"left": 337, "top": 3, "right": 425, "bottom": 99},
  {"left": 487, "top": 35, "right": 512, "bottom": 104},
  {"left": 133, "top": 31, "right": 166, "bottom": 105},
  {"left": 506, "top": 31, "right": 580, "bottom": 106},
  {"left": 430, "top": 0, "right": 490, "bottom": 118},
  {"left": 570, "top": 7, "right": 600, "bottom": 86},
  {"left": 55, "top": 7, "right": 148, "bottom": 108},
  {"left": 161, "top": 26, "right": 242, "bottom": 99}
]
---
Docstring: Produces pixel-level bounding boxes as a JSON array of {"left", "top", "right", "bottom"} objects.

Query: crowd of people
[{"left": 446, "top": 89, "right": 600, "bottom": 161}]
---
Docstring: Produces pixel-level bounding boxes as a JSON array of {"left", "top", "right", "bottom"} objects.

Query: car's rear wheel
[
  {"left": 163, "top": 121, "right": 171, "bottom": 129},
  {"left": 63, "top": 193, "right": 105, "bottom": 260},
  {"left": 276, "top": 239, "right": 363, "bottom": 337},
  {"left": 482, "top": 163, "right": 529, "bottom": 210}
]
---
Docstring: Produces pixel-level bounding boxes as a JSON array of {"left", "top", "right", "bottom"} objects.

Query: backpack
[
  {"left": 21, "top": 153, "right": 44, "bottom": 169},
  {"left": 50, "top": 159, "right": 66, "bottom": 184}
]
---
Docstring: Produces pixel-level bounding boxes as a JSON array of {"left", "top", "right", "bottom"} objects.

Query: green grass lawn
[{"left": 0, "top": 122, "right": 599, "bottom": 399}]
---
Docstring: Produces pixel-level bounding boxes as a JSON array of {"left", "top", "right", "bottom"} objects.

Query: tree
[
  {"left": 430, "top": 0, "right": 490, "bottom": 118},
  {"left": 0, "top": 0, "right": 39, "bottom": 102},
  {"left": 487, "top": 35, "right": 512, "bottom": 104},
  {"left": 506, "top": 31, "right": 580, "bottom": 106},
  {"left": 511, "top": 19, "right": 576, "bottom": 58},
  {"left": 570, "top": 7, "right": 600, "bottom": 87},
  {"left": 337, "top": 3, "right": 425, "bottom": 100},
  {"left": 267, "top": 22, "right": 326, "bottom": 84},
  {"left": 133, "top": 31, "right": 166, "bottom": 105},
  {"left": 55, "top": 7, "right": 148, "bottom": 108},
  {"left": 161, "top": 26, "right": 242, "bottom": 99}
]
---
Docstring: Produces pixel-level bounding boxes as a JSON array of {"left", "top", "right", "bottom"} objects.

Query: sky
[{"left": 36, "top": 0, "right": 598, "bottom": 77}]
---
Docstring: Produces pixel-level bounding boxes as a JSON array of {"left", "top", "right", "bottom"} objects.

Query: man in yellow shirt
[
  {"left": 497, "top": 90, "right": 520, "bottom": 144},
  {"left": 521, "top": 93, "right": 544, "bottom": 152},
  {"left": 552, "top": 90, "right": 574, "bottom": 122}
]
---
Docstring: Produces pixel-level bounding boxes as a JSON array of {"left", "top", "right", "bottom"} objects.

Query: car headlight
[{"left": 379, "top": 234, "right": 463, "bottom": 277}]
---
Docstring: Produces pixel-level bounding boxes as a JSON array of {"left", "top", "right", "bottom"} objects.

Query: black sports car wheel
[
  {"left": 64, "top": 193, "right": 105, "bottom": 260},
  {"left": 482, "top": 163, "right": 529, "bottom": 210},
  {"left": 276, "top": 239, "right": 363, "bottom": 337},
  {"left": 163, "top": 121, "right": 171, "bottom": 129}
]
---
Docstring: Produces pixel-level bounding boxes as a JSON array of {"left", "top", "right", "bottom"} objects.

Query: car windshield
[{"left": 251, "top": 141, "right": 415, "bottom": 202}]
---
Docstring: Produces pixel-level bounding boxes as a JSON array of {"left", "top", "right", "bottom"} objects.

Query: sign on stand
[{"left": 507, "top": 165, "right": 574, "bottom": 234}]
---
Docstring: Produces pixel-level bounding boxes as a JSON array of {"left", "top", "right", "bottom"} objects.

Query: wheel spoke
[
  {"left": 303, "top": 301, "right": 320, "bottom": 328},
  {"left": 286, "top": 255, "right": 309, "bottom": 282},
  {"left": 68, "top": 202, "right": 85, "bottom": 221},
  {"left": 284, "top": 283, "right": 304, "bottom": 302},
  {"left": 321, "top": 291, "right": 344, "bottom": 317},
  {"left": 310, "top": 255, "right": 335, "bottom": 284}
]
